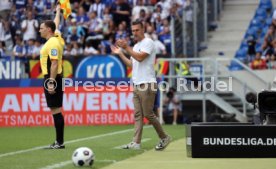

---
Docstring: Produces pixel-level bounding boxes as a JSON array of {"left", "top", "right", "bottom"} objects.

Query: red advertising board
[{"left": 0, "top": 87, "right": 134, "bottom": 127}]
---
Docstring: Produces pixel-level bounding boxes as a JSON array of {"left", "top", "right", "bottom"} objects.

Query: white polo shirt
[{"left": 131, "top": 37, "right": 157, "bottom": 85}]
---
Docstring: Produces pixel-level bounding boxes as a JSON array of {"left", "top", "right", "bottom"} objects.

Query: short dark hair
[
  {"left": 131, "top": 19, "right": 143, "bottom": 28},
  {"left": 43, "top": 20, "right": 56, "bottom": 32}
]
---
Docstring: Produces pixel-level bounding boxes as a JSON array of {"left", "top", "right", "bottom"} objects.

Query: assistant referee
[{"left": 39, "top": 4, "right": 65, "bottom": 149}]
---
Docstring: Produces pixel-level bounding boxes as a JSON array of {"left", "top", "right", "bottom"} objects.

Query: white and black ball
[{"left": 72, "top": 147, "right": 94, "bottom": 167}]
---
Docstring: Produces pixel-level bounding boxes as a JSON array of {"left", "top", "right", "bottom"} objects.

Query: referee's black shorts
[{"left": 43, "top": 74, "right": 63, "bottom": 108}]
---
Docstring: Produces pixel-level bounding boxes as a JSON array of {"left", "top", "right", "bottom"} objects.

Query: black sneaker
[
  {"left": 155, "top": 135, "right": 172, "bottom": 151},
  {"left": 45, "top": 141, "right": 65, "bottom": 149}
]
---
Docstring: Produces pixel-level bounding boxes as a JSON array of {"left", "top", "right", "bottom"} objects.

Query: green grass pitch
[{"left": 0, "top": 125, "right": 185, "bottom": 169}]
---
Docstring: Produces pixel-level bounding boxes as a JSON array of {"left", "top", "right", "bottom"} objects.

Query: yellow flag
[{"left": 59, "top": 0, "right": 72, "bottom": 19}]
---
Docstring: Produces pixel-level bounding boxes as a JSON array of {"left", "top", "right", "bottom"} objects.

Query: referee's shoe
[{"left": 45, "top": 141, "right": 65, "bottom": 149}]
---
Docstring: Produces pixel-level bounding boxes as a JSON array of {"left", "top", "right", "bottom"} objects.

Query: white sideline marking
[
  {"left": 39, "top": 159, "right": 117, "bottom": 169},
  {"left": 39, "top": 160, "right": 72, "bottom": 169},
  {"left": 98, "top": 159, "right": 117, "bottom": 163},
  {"left": 0, "top": 126, "right": 151, "bottom": 158},
  {"left": 113, "top": 138, "right": 152, "bottom": 149}
]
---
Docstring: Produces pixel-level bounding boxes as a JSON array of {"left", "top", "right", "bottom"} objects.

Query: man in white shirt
[
  {"left": 21, "top": 11, "right": 39, "bottom": 42},
  {"left": 111, "top": 20, "right": 171, "bottom": 151}
]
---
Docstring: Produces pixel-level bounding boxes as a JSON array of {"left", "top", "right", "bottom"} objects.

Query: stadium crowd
[
  {"left": 244, "top": 2, "right": 276, "bottom": 70},
  {"left": 2, "top": 0, "right": 276, "bottom": 71},
  {"left": 0, "top": 0, "right": 194, "bottom": 60}
]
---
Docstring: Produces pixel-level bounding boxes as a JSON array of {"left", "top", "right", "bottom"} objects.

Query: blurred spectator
[
  {"left": 12, "top": 36, "right": 26, "bottom": 59},
  {"left": 84, "top": 41, "right": 99, "bottom": 55},
  {"left": 144, "top": 25, "right": 158, "bottom": 41},
  {"left": 32, "top": 39, "right": 42, "bottom": 59},
  {"left": 247, "top": 36, "right": 256, "bottom": 63},
  {"left": 110, "top": 0, "right": 131, "bottom": 27},
  {"left": 250, "top": 51, "right": 267, "bottom": 70},
  {"left": 25, "top": 38, "right": 35, "bottom": 59},
  {"left": 26, "top": 0, "right": 35, "bottom": 12},
  {"left": 115, "top": 23, "right": 128, "bottom": 40},
  {"left": 159, "top": 26, "right": 171, "bottom": 53},
  {"left": 21, "top": 10, "right": 39, "bottom": 42},
  {"left": 151, "top": 4, "right": 166, "bottom": 22},
  {"left": 10, "top": 6, "right": 22, "bottom": 41},
  {"left": 144, "top": 25, "right": 166, "bottom": 55},
  {"left": 153, "top": 37, "right": 167, "bottom": 55},
  {"left": 156, "top": 0, "right": 171, "bottom": 19},
  {"left": 13, "top": 0, "right": 27, "bottom": 12},
  {"left": 267, "top": 54, "right": 276, "bottom": 69},
  {"left": 0, "top": 17, "right": 7, "bottom": 42},
  {"left": 87, "top": 11, "right": 103, "bottom": 38},
  {"left": 262, "top": 25, "right": 276, "bottom": 57},
  {"left": 72, "top": 42, "right": 83, "bottom": 56},
  {"left": 80, "top": 0, "right": 92, "bottom": 12},
  {"left": 157, "top": 18, "right": 170, "bottom": 36},
  {"left": 71, "top": 1, "right": 80, "bottom": 16},
  {"left": 76, "top": 6, "right": 90, "bottom": 26},
  {"left": 138, "top": 9, "right": 151, "bottom": 23},
  {"left": 163, "top": 87, "right": 182, "bottom": 125},
  {"left": 0, "top": 0, "right": 12, "bottom": 19},
  {"left": 132, "top": 0, "right": 148, "bottom": 21},
  {"left": 103, "top": 7, "right": 113, "bottom": 23},
  {"left": 168, "top": 2, "right": 181, "bottom": 20},
  {"left": 33, "top": 0, "right": 45, "bottom": 13},
  {"left": 102, "top": 19, "right": 116, "bottom": 39},
  {"left": 0, "top": 41, "right": 6, "bottom": 57},
  {"left": 99, "top": 36, "right": 114, "bottom": 54},
  {"left": 64, "top": 43, "right": 76, "bottom": 58},
  {"left": 185, "top": 1, "right": 193, "bottom": 40},
  {"left": 66, "top": 26, "right": 83, "bottom": 44},
  {"left": 67, "top": 18, "right": 86, "bottom": 39},
  {"left": 42, "top": 0, "right": 55, "bottom": 15},
  {"left": 89, "top": 0, "right": 105, "bottom": 19}
]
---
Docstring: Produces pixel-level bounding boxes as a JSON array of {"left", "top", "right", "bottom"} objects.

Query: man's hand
[
  {"left": 56, "top": 4, "right": 61, "bottom": 13},
  {"left": 111, "top": 45, "right": 122, "bottom": 55},
  {"left": 116, "top": 39, "right": 128, "bottom": 49}
]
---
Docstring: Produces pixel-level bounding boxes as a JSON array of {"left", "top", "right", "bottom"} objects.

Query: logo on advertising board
[
  {"left": 0, "top": 59, "right": 22, "bottom": 79},
  {"left": 0, "top": 87, "right": 134, "bottom": 127},
  {"left": 75, "top": 55, "right": 125, "bottom": 78},
  {"left": 29, "top": 60, "right": 73, "bottom": 78}
]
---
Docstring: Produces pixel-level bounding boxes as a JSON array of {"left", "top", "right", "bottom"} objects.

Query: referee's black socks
[{"left": 53, "top": 113, "right": 64, "bottom": 144}]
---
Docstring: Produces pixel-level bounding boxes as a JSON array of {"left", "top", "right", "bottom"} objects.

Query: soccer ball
[{"left": 72, "top": 147, "right": 95, "bottom": 167}]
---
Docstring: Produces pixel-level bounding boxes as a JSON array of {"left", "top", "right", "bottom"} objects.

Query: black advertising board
[{"left": 187, "top": 123, "right": 276, "bottom": 158}]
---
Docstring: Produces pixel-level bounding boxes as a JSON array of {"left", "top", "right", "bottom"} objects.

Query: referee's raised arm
[{"left": 54, "top": 4, "right": 61, "bottom": 32}]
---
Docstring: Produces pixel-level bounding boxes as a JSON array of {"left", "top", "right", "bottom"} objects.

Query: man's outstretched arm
[{"left": 54, "top": 4, "right": 61, "bottom": 31}]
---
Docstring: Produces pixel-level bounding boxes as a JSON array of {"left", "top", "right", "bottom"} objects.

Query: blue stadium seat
[
  {"left": 255, "top": 15, "right": 266, "bottom": 24},
  {"left": 259, "top": 0, "right": 273, "bottom": 10},
  {"left": 266, "top": 18, "right": 272, "bottom": 26},
  {"left": 250, "top": 17, "right": 264, "bottom": 30},
  {"left": 255, "top": 43, "right": 262, "bottom": 50},
  {"left": 256, "top": 46, "right": 263, "bottom": 53},
  {"left": 229, "top": 60, "right": 244, "bottom": 71},
  {"left": 260, "top": 26, "right": 269, "bottom": 37},
  {"left": 235, "top": 47, "right": 248, "bottom": 58},
  {"left": 240, "top": 40, "right": 248, "bottom": 49},
  {"left": 255, "top": 8, "right": 267, "bottom": 18},
  {"left": 245, "top": 27, "right": 258, "bottom": 39}
]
